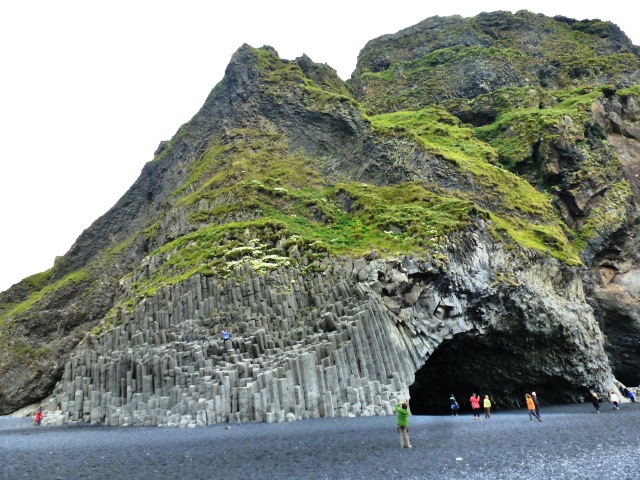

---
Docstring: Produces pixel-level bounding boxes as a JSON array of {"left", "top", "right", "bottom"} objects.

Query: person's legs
[
  {"left": 399, "top": 426, "right": 412, "bottom": 448},
  {"left": 404, "top": 427, "right": 412, "bottom": 448}
]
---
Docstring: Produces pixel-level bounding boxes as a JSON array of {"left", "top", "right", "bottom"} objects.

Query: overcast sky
[{"left": 1, "top": 1, "right": 639, "bottom": 293}]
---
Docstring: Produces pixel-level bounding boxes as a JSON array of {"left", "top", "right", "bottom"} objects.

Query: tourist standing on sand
[
  {"left": 526, "top": 393, "right": 542, "bottom": 422},
  {"left": 396, "top": 400, "right": 412, "bottom": 448},
  {"left": 591, "top": 392, "right": 601, "bottom": 413},
  {"left": 483, "top": 395, "right": 492, "bottom": 419},
  {"left": 34, "top": 406, "right": 44, "bottom": 426},
  {"left": 449, "top": 394, "right": 459, "bottom": 416},
  {"left": 470, "top": 393, "right": 481, "bottom": 419},
  {"left": 610, "top": 392, "right": 621, "bottom": 411},
  {"left": 531, "top": 391, "right": 541, "bottom": 419}
]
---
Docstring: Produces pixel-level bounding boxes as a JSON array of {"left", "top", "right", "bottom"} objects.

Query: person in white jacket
[{"left": 610, "top": 392, "right": 621, "bottom": 411}]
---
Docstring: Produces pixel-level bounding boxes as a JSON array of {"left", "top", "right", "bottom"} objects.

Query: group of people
[
  {"left": 617, "top": 385, "right": 636, "bottom": 403},
  {"left": 590, "top": 389, "right": 635, "bottom": 413},
  {"left": 455, "top": 391, "right": 542, "bottom": 422},
  {"left": 396, "top": 391, "right": 544, "bottom": 448},
  {"left": 397, "top": 386, "right": 640, "bottom": 446},
  {"left": 449, "top": 393, "right": 493, "bottom": 419}
]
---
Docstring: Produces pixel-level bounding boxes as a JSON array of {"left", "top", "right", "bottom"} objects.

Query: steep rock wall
[
  {"left": 44, "top": 226, "right": 612, "bottom": 425},
  {"left": 586, "top": 94, "right": 640, "bottom": 385}
]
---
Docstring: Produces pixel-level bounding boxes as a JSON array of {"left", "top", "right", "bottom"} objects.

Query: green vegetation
[
  {"left": 370, "top": 107, "right": 581, "bottom": 264},
  {"left": 252, "top": 45, "right": 355, "bottom": 107},
  {"left": 475, "top": 88, "right": 599, "bottom": 170},
  {"left": 151, "top": 122, "right": 191, "bottom": 164},
  {"left": 0, "top": 269, "right": 88, "bottom": 322},
  {"left": 124, "top": 128, "right": 484, "bottom": 298},
  {"left": 350, "top": 10, "right": 640, "bottom": 114},
  {"left": 572, "top": 180, "right": 633, "bottom": 252},
  {"left": 124, "top": 110, "right": 587, "bottom": 303},
  {"left": 0, "top": 268, "right": 54, "bottom": 317},
  {"left": 371, "top": 107, "right": 563, "bottom": 221}
]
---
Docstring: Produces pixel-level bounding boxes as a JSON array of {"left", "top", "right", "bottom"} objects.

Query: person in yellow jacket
[
  {"left": 526, "top": 393, "right": 542, "bottom": 422},
  {"left": 395, "top": 400, "right": 412, "bottom": 448},
  {"left": 483, "top": 394, "right": 492, "bottom": 419}
]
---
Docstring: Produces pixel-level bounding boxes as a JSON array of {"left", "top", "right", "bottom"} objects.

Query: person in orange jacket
[{"left": 526, "top": 393, "right": 542, "bottom": 422}]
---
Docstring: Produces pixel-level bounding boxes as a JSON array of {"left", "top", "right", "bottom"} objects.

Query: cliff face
[
  {"left": 45, "top": 227, "right": 609, "bottom": 425},
  {"left": 349, "top": 11, "right": 640, "bottom": 114},
  {"left": 1, "top": 11, "right": 639, "bottom": 421}
]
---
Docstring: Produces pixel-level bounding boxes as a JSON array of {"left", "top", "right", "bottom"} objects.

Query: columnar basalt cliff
[
  {"left": 44, "top": 227, "right": 610, "bottom": 425},
  {"left": 2, "top": 10, "right": 639, "bottom": 423}
]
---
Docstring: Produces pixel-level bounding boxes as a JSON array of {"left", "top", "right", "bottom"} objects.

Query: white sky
[{"left": 1, "top": 1, "right": 639, "bottom": 293}]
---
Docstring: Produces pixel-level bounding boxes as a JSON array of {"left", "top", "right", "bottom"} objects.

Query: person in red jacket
[
  {"left": 470, "top": 393, "right": 481, "bottom": 419},
  {"left": 34, "top": 406, "right": 44, "bottom": 426}
]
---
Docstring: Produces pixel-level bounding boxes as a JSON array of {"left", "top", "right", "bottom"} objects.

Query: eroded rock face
[
  {"left": 588, "top": 228, "right": 640, "bottom": 386},
  {"left": 43, "top": 226, "right": 612, "bottom": 425},
  {"left": 349, "top": 11, "right": 640, "bottom": 114},
  {"left": 585, "top": 95, "right": 640, "bottom": 387}
]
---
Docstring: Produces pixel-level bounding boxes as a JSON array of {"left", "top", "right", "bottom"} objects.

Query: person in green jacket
[{"left": 396, "top": 400, "right": 412, "bottom": 448}]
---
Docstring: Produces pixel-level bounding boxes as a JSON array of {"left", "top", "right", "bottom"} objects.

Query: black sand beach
[{"left": 2, "top": 403, "right": 639, "bottom": 479}]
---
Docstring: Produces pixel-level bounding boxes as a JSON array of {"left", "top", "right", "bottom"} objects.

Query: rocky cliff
[{"left": 1, "top": 10, "right": 639, "bottom": 423}]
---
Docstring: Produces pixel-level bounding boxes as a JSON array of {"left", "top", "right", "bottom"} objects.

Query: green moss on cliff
[
  {"left": 123, "top": 116, "right": 585, "bottom": 303},
  {"left": 573, "top": 180, "right": 633, "bottom": 251},
  {"left": 371, "top": 108, "right": 562, "bottom": 220},
  {"left": 120, "top": 128, "right": 492, "bottom": 299},
  {"left": 475, "top": 87, "right": 599, "bottom": 170},
  {"left": 0, "top": 269, "right": 88, "bottom": 322},
  {"left": 350, "top": 11, "right": 640, "bottom": 114}
]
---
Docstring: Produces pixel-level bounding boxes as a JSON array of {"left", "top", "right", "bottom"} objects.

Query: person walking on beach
[
  {"left": 34, "top": 406, "right": 44, "bottom": 426},
  {"left": 396, "top": 400, "right": 412, "bottom": 448},
  {"left": 449, "top": 394, "right": 459, "bottom": 416},
  {"left": 591, "top": 392, "right": 601, "bottom": 413},
  {"left": 610, "top": 392, "right": 621, "bottom": 411},
  {"left": 470, "top": 393, "right": 481, "bottom": 419},
  {"left": 483, "top": 395, "right": 492, "bottom": 419},
  {"left": 526, "top": 393, "right": 542, "bottom": 422},
  {"left": 531, "top": 391, "right": 541, "bottom": 419}
]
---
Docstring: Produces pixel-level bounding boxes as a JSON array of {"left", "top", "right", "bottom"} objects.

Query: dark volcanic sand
[{"left": 2, "top": 403, "right": 639, "bottom": 479}]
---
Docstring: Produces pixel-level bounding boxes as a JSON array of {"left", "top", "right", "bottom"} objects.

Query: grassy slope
[{"left": 5, "top": 44, "right": 637, "bottom": 330}]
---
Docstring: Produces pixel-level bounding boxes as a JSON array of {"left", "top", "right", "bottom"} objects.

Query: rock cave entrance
[{"left": 408, "top": 330, "right": 585, "bottom": 415}]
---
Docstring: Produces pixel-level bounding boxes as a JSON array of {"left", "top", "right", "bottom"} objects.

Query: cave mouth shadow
[{"left": 408, "top": 331, "right": 587, "bottom": 415}]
